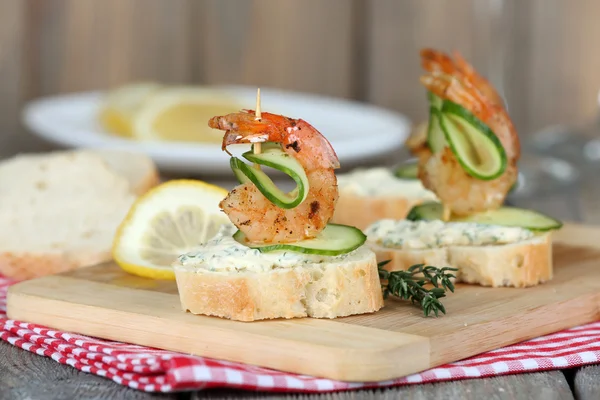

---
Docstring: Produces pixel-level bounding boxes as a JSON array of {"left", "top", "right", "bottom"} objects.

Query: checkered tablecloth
[{"left": 1, "top": 275, "right": 599, "bottom": 393}]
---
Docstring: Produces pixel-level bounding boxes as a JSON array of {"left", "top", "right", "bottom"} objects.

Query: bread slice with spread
[
  {"left": 174, "top": 224, "right": 383, "bottom": 321},
  {"left": 365, "top": 203, "right": 561, "bottom": 288}
]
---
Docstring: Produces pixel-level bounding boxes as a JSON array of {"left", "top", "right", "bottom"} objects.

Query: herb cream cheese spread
[
  {"left": 336, "top": 167, "right": 438, "bottom": 199},
  {"left": 177, "top": 224, "right": 370, "bottom": 273},
  {"left": 365, "top": 219, "right": 534, "bottom": 250}
]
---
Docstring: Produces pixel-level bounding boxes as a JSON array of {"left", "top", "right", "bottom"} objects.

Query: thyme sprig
[{"left": 377, "top": 261, "right": 458, "bottom": 317}]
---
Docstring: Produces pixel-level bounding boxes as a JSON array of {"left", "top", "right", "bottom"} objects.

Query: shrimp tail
[{"left": 420, "top": 48, "right": 456, "bottom": 75}]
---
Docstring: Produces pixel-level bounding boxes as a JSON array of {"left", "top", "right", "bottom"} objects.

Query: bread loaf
[{"left": 0, "top": 149, "right": 158, "bottom": 280}]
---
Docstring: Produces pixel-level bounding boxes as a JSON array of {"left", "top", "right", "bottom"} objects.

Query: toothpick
[
  {"left": 252, "top": 88, "right": 262, "bottom": 169},
  {"left": 442, "top": 204, "right": 451, "bottom": 222},
  {"left": 254, "top": 88, "right": 262, "bottom": 155},
  {"left": 255, "top": 87, "right": 262, "bottom": 121}
]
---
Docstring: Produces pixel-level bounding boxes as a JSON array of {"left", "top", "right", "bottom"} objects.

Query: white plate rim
[{"left": 21, "top": 85, "right": 412, "bottom": 175}]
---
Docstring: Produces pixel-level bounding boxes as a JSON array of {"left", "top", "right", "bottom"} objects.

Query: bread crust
[
  {"left": 368, "top": 233, "right": 553, "bottom": 288},
  {"left": 331, "top": 189, "right": 429, "bottom": 230},
  {"left": 0, "top": 251, "right": 112, "bottom": 280},
  {"left": 135, "top": 166, "right": 160, "bottom": 195},
  {"left": 173, "top": 247, "right": 385, "bottom": 322},
  {"left": 449, "top": 233, "right": 553, "bottom": 288},
  {"left": 86, "top": 149, "right": 160, "bottom": 195}
]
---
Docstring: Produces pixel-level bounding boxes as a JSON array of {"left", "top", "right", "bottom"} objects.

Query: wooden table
[{"left": 2, "top": 158, "right": 600, "bottom": 399}]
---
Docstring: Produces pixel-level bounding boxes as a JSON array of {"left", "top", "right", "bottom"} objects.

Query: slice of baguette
[
  {"left": 332, "top": 191, "right": 433, "bottom": 230},
  {"left": 0, "top": 150, "right": 139, "bottom": 280},
  {"left": 83, "top": 149, "right": 160, "bottom": 195},
  {"left": 368, "top": 232, "right": 553, "bottom": 288},
  {"left": 173, "top": 245, "right": 384, "bottom": 322},
  {"left": 331, "top": 167, "right": 437, "bottom": 230},
  {"left": 448, "top": 233, "right": 553, "bottom": 287}
]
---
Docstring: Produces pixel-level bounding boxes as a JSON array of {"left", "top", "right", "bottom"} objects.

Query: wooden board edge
[
  {"left": 553, "top": 223, "right": 600, "bottom": 249},
  {"left": 429, "top": 291, "right": 600, "bottom": 366},
  {"left": 6, "top": 281, "right": 432, "bottom": 382}
]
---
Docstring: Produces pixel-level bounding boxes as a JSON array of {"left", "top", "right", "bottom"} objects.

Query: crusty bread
[
  {"left": 173, "top": 245, "right": 384, "bottom": 322},
  {"left": 0, "top": 150, "right": 142, "bottom": 280},
  {"left": 331, "top": 167, "right": 437, "bottom": 230},
  {"left": 83, "top": 149, "right": 160, "bottom": 195},
  {"left": 332, "top": 190, "right": 432, "bottom": 230},
  {"left": 369, "top": 232, "right": 553, "bottom": 288}
]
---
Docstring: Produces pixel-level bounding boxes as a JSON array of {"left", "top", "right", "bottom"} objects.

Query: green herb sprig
[{"left": 378, "top": 261, "right": 458, "bottom": 317}]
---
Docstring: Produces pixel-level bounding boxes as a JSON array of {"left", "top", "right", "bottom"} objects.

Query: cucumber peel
[
  {"left": 233, "top": 223, "right": 367, "bottom": 256},
  {"left": 230, "top": 144, "right": 309, "bottom": 209},
  {"left": 230, "top": 157, "right": 251, "bottom": 184},
  {"left": 427, "top": 92, "right": 446, "bottom": 152},
  {"left": 393, "top": 161, "right": 418, "bottom": 180},
  {"left": 439, "top": 100, "right": 507, "bottom": 180},
  {"left": 406, "top": 202, "right": 563, "bottom": 232}
]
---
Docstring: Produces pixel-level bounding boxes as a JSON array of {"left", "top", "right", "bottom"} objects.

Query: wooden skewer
[
  {"left": 253, "top": 88, "right": 262, "bottom": 169},
  {"left": 442, "top": 204, "right": 451, "bottom": 222},
  {"left": 254, "top": 87, "right": 262, "bottom": 155}
]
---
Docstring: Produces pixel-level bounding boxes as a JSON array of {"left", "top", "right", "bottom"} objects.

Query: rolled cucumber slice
[
  {"left": 230, "top": 157, "right": 251, "bottom": 184},
  {"left": 393, "top": 161, "right": 418, "bottom": 179},
  {"left": 251, "top": 141, "right": 281, "bottom": 152},
  {"left": 406, "top": 202, "right": 563, "bottom": 231},
  {"left": 229, "top": 145, "right": 310, "bottom": 209},
  {"left": 439, "top": 100, "right": 507, "bottom": 180},
  {"left": 427, "top": 92, "right": 446, "bottom": 152},
  {"left": 233, "top": 223, "right": 367, "bottom": 256}
]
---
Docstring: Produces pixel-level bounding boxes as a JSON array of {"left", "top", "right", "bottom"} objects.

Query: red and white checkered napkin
[{"left": 1, "top": 275, "right": 599, "bottom": 394}]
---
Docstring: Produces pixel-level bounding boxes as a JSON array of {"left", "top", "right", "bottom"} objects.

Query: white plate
[{"left": 22, "top": 85, "right": 412, "bottom": 175}]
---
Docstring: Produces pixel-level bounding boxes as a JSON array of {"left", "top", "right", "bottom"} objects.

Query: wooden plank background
[{"left": 1, "top": 0, "right": 600, "bottom": 159}]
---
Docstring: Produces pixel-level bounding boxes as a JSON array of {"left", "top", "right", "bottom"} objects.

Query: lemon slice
[
  {"left": 112, "top": 179, "right": 230, "bottom": 280},
  {"left": 131, "top": 87, "right": 242, "bottom": 144},
  {"left": 98, "top": 82, "right": 162, "bottom": 138}
]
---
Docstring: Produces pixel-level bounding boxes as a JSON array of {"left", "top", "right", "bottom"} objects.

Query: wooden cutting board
[{"left": 6, "top": 223, "right": 600, "bottom": 382}]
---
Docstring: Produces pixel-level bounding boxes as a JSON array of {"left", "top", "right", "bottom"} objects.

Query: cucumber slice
[
  {"left": 428, "top": 91, "right": 443, "bottom": 109},
  {"left": 251, "top": 141, "right": 281, "bottom": 152},
  {"left": 427, "top": 92, "right": 446, "bottom": 152},
  {"left": 439, "top": 101, "right": 507, "bottom": 180},
  {"left": 233, "top": 223, "right": 367, "bottom": 256},
  {"left": 230, "top": 157, "right": 251, "bottom": 184},
  {"left": 393, "top": 161, "right": 418, "bottom": 179},
  {"left": 406, "top": 202, "right": 563, "bottom": 231},
  {"left": 230, "top": 146, "right": 310, "bottom": 209}
]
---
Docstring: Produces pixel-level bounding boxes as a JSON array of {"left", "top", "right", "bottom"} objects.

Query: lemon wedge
[
  {"left": 130, "top": 87, "right": 242, "bottom": 144},
  {"left": 112, "top": 179, "right": 230, "bottom": 280},
  {"left": 98, "top": 82, "right": 162, "bottom": 138}
]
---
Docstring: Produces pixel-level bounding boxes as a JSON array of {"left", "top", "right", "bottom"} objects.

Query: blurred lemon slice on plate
[
  {"left": 112, "top": 179, "right": 230, "bottom": 280},
  {"left": 98, "top": 82, "right": 162, "bottom": 137},
  {"left": 131, "top": 87, "right": 242, "bottom": 144}
]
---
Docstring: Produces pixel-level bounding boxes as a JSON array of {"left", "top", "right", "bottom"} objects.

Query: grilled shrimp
[
  {"left": 421, "top": 49, "right": 505, "bottom": 108},
  {"left": 405, "top": 121, "right": 431, "bottom": 164},
  {"left": 417, "top": 48, "right": 520, "bottom": 217},
  {"left": 208, "top": 110, "right": 340, "bottom": 243}
]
